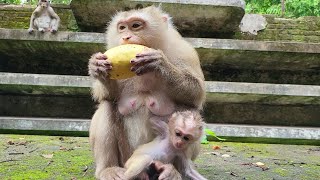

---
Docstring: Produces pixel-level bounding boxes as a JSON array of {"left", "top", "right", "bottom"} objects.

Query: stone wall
[
  {"left": 0, "top": 4, "right": 78, "bottom": 31},
  {"left": 236, "top": 15, "right": 320, "bottom": 43}
]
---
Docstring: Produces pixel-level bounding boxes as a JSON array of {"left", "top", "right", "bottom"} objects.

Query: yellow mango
[{"left": 104, "top": 44, "right": 148, "bottom": 79}]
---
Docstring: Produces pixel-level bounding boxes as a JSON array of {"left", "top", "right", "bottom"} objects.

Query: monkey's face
[
  {"left": 107, "top": 6, "right": 169, "bottom": 48},
  {"left": 39, "top": 0, "right": 49, "bottom": 8},
  {"left": 170, "top": 128, "right": 193, "bottom": 150},
  {"left": 116, "top": 18, "right": 147, "bottom": 46},
  {"left": 169, "top": 111, "right": 203, "bottom": 150}
]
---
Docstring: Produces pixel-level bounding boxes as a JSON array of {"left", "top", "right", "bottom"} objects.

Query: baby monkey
[{"left": 125, "top": 110, "right": 207, "bottom": 180}]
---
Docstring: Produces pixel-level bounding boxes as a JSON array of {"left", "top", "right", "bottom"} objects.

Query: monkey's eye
[
  {"left": 132, "top": 23, "right": 141, "bottom": 29},
  {"left": 183, "top": 136, "right": 190, "bottom": 141},
  {"left": 175, "top": 132, "right": 182, "bottom": 137},
  {"left": 119, "top": 25, "right": 126, "bottom": 31},
  {"left": 131, "top": 21, "right": 143, "bottom": 30}
]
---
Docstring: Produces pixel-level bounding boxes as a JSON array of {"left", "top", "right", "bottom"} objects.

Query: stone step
[
  {"left": 1, "top": 29, "right": 319, "bottom": 84},
  {"left": 69, "top": 0, "right": 245, "bottom": 38},
  {"left": 1, "top": 116, "right": 319, "bottom": 140},
  {"left": 1, "top": 72, "right": 319, "bottom": 126}
]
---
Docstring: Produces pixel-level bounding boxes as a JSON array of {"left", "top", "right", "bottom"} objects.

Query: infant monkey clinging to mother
[{"left": 125, "top": 109, "right": 207, "bottom": 180}]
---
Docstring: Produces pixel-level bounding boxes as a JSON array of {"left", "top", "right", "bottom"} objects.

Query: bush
[{"left": 245, "top": 0, "right": 320, "bottom": 17}]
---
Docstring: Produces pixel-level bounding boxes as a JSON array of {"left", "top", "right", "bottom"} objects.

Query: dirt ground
[{"left": 0, "top": 134, "right": 319, "bottom": 180}]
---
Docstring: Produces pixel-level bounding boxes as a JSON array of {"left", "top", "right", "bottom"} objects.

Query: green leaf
[
  {"left": 201, "top": 135, "right": 209, "bottom": 144},
  {"left": 204, "top": 129, "right": 226, "bottom": 141}
]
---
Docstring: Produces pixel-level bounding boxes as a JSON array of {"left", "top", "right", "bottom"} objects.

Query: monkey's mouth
[
  {"left": 174, "top": 143, "right": 184, "bottom": 150},
  {"left": 122, "top": 41, "right": 145, "bottom": 47}
]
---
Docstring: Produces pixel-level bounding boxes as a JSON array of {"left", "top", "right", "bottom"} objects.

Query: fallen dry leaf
[
  {"left": 222, "top": 154, "right": 231, "bottom": 158},
  {"left": 18, "top": 141, "right": 28, "bottom": 146},
  {"left": 7, "top": 140, "right": 15, "bottom": 145},
  {"left": 60, "top": 146, "right": 67, "bottom": 150},
  {"left": 212, "top": 145, "right": 221, "bottom": 150},
  {"left": 255, "top": 162, "right": 265, "bottom": 166},
  {"left": 42, "top": 154, "right": 53, "bottom": 159}
]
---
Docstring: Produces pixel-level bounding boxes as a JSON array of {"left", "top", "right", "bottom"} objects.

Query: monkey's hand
[
  {"left": 130, "top": 49, "right": 165, "bottom": 76},
  {"left": 153, "top": 161, "right": 182, "bottom": 180},
  {"left": 28, "top": 28, "right": 34, "bottom": 34},
  {"left": 99, "top": 167, "right": 126, "bottom": 180},
  {"left": 88, "top": 52, "right": 112, "bottom": 81}
]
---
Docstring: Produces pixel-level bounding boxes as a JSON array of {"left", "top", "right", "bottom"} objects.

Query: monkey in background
[
  {"left": 28, "top": 0, "right": 60, "bottom": 33},
  {"left": 125, "top": 110, "right": 207, "bottom": 180},
  {"left": 88, "top": 6, "right": 206, "bottom": 179}
]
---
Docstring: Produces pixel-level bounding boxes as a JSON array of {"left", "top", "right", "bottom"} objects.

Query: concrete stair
[
  {"left": 0, "top": 27, "right": 319, "bottom": 140},
  {"left": 0, "top": 72, "right": 319, "bottom": 140}
]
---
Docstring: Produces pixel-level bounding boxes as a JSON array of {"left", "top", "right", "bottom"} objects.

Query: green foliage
[
  {"left": 201, "top": 128, "right": 226, "bottom": 144},
  {"left": 0, "top": 0, "right": 71, "bottom": 5},
  {"left": 245, "top": 0, "right": 320, "bottom": 17},
  {"left": 286, "top": 0, "right": 320, "bottom": 17}
]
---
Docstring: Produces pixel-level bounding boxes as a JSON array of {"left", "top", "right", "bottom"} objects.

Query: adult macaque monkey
[
  {"left": 28, "top": 0, "right": 60, "bottom": 33},
  {"left": 125, "top": 110, "right": 207, "bottom": 180},
  {"left": 88, "top": 6, "right": 206, "bottom": 180}
]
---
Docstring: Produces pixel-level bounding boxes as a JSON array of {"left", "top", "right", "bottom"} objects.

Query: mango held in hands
[{"left": 104, "top": 44, "right": 148, "bottom": 79}]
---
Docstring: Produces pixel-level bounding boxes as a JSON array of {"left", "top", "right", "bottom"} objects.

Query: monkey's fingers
[
  {"left": 94, "top": 52, "right": 108, "bottom": 60},
  {"left": 134, "top": 61, "right": 161, "bottom": 76},
  {"left": 130, "top": 53, "right": 162, "bottom": 65},
  {"left": 95, "top": 59, "right": 112, "bottom": 67},
  {"left": 158, "top": 164, "right": 180, "bottom": 180},
  {"left": 100, "top": 167, "right": 126, "bottom": 180}
]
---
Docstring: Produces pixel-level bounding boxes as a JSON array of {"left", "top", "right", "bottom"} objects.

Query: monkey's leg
[
  {"left": 125, "top": 154, "right": 153, "bottom": 179},
  {"left": 154, "top": 161, "right": 182, "bottom": 180},
  {"left": 50, "top": 19, "right": 58, "bottom": 33},
  {"left": 184, "top": 161, "right": 207, "bottom": 180},
  {"left": 89, "top": 101, "right": 126, "bottom": 179}
]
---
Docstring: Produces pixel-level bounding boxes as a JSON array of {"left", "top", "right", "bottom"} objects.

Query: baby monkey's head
[{"left": 168, "top": 110, "right": 204, "bottom": 150}]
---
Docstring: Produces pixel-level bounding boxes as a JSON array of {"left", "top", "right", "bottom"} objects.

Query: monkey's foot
[
  {"left": 50, "top": 29, "right": 58, "bottom": 34},
  {"left": 99, "top": 167, "right": 126, "bottom": 180},
  {"left": 38, "top": 28, "right": 45, "bottom": 33},
  {"left": 27, "top": 28, "right": 34, "bottom": 34}
]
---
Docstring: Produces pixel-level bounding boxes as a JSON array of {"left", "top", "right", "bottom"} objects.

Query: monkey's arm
[
  {"left": 48, "top": 7, "right": 60, "bottom": 21},
  {"left": 125, "top": 154, "right": 153, "bottom": 179},
  {"left": 149, "top": 116, "right": 169, "bottom": 139},
  {"left": 48, "top": 7, "right": 60, "bottom": 31},
  {"left": 28, "top": 8, "right": 39, "bottom": 33},
  {"left": 181, "top": 158, "right": 207, "bottom": 180},
  {"left": 131, "top": 49, "right": 206, "bottom": 108}
]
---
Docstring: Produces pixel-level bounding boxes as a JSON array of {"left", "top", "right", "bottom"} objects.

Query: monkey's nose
[{"left": 123, "top": 36, "right": 132, "bottom": 40}]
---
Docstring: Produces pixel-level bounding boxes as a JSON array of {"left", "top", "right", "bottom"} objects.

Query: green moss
[
  {"left": 0, "top": 134, "right": 95, "bottom": 179},
  {"left": 273, "top": 168, "right": 289, "bottom": 177},
  {"left": 207, "top": 136, "right": 320, "bottom": 146},
  {"left": 0, "top": 84, "right": 90, "bottom": 96},
  {"left": 0, "top": 129, "right": 89, "bottom": 137}
]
